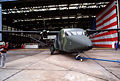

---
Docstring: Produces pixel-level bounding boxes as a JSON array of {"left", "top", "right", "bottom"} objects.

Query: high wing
[
  {"left": 0, "top": 30, "right": 42, "bottom": 33},
  {"left": 1, "top": 28, "right": 120, "bottom": 34},
  {"left": 0, "top": 30, "right": 59, "bottom": 38},
  {"left": 86, "top": 28, "right": 120, "bottom": 36},
  {"left": 47, "top": 31, "right": 59, "bottom": 35},
  {"left": 0, "top": 30, "right": 59, "bottom": 34},
  {"left": 86, "top": 28, "right": 120, "bottom": 32}
]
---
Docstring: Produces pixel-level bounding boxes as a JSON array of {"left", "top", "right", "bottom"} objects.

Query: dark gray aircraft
[{"left": 50, "top": 28, "right": 93, "bottom": 55}]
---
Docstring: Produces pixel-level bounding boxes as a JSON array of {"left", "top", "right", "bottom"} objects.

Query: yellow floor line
[{"left": 10, "top": 49, "right": 50, "bottom": 51}]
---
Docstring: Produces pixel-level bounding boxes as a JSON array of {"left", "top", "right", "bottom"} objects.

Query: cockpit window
[
  {"left": 71, "top": 32, "right": 77, "bottom": 35},
  {"left": 65, "top": 31, "right": 72, "bottom": 36},
  {"left": 77, "top": 31, "right": 84, "bottom": 35},
  {"left": 65, "top": 31, "right": 84, "bottom": 36}
]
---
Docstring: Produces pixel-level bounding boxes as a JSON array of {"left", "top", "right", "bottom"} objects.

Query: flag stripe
[
  {"left": 96, "top": 0, "right": 115, "bottom": 19},
  {"left": 96, "top": 13, "right": 117, "bottom": 27},
  {"left": 96, "top": 5, "right": 116, "bottom": 23},
  {"left": 100, "top": 21, "right": 117, "bottom": 30},
  {"left": 91, "top": 30, "right": 117, "bottom": 39},
  {"left": 97, "top": 17, "right": 117, "bottom": 29},
  {"left": 93, "top": 41, "right": 116, "bottom": 48},
  {"left": 93, "top": 44, "right": 113, "bottom": 48},
  {"left": 92, "top": 41, "right": 117, "bottom": 45},
  {"left": 92, "top": 37, "right": 118, "bottom": 42},
  {"left": 91, "top": 33, "right": 117, "bottom": 40},
  {"left": 96, "top": 9, "right": 116, "bottom": 25}
]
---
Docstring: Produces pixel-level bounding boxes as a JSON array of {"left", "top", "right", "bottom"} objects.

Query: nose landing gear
[
  {"left": 75, "top": 54, "right": 83, "bottom": 62},
  {"left": 50, "top": 46, "right": 55, "bottom": 55}
]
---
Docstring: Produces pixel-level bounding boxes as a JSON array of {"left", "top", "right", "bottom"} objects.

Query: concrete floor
[{"left": 0, "top": 48, "right": 120, "bottom": 81}]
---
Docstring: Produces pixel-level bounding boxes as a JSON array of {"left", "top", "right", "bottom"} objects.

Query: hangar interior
[
  {"left": 1, "top": 0, "right": 114, "bottom": 48},
  {"left": 1, "top": 1, "right": 120, "bottom": 81}
]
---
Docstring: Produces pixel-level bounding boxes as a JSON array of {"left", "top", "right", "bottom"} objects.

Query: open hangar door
[{"left": 1, "top": 0, "right": 117, "bottom": 49}]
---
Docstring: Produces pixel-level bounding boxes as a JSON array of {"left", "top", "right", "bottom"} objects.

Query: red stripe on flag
[
  {"left": 93, "top": 44, "right": 112, "bottom": 48},
  {"left": 100, "top": 21, "right": 117, "bottom": 30},
  {"left": 92, "top": 37, "right": 118, "bottom": 42},
  {"left": 96, "top": 0, "right": 115, "bottom": 18},
  {"left": 96, "top": 13, "right": 117, "bottom": 27},
  {"left": 96, "top": 5, "right": 116, "bottom": 23},
  {"left": 91, "top": 31, "right": 117, "bottom": 39}
]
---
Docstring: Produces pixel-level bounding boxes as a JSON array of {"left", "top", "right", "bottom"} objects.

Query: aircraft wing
[
  {"left": 0, "top": 30, "right": 59, "bottom": 38},
  {"left": 86, "top": 28, "right": 120, "bottom": 36},
  {"left": 86, "top": 28, "right": 120, "bottom": 32},
  {"left": 0, "top": 30, "right": 59, "bottom": 34},
  {"left": 0, "top": 30, "right": 42, "bottom": 33},
  {"left": 48, "top": 31, "right": 59, "bottom": 34}
]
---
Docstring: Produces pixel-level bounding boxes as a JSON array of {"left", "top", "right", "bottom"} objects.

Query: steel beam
[{"left": 0, "top": 4, "right": 2, "bottom": 41}]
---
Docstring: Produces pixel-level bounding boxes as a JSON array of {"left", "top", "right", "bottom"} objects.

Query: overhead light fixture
[
  {"left": 0, "top": 0, "right": 17, "bottom": 2},
  {"left": 25, "top": 13, "right": 27, "bottom": 15}
]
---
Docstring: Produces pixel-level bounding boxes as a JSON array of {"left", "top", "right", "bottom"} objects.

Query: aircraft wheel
[
  {"left": 75, "top": 55, "right": 81, "bottom": 60},
  {"left": 50, "top": 46, "right": 55, "bottom": 55},
  {"left": 75, "top": 55, "right": 83, "bottom": 62}
]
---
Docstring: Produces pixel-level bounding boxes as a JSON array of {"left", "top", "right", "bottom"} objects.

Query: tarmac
[{"left": 0, "top": 48, "right": 120, "bottom": 81}]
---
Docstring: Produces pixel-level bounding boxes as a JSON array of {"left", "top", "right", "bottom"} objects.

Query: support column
[
  {"left": 117, "top": 0, "right": 120, "bottom": 28},
  {"left": 0, "top": 4, "right": 2, "bottom": 41},
  {"left": 116, "top": 0, "right": 120, "bottom": 47}
]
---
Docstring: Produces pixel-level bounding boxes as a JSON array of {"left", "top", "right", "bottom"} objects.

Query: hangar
[
  {"left": 0, "top": 0, "right": 120, "bottom": 81},
  {"left": 1, "top": 0, "right": 119, "bottom": 49}
]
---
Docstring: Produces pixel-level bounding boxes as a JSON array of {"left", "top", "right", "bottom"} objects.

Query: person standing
[{"left": 0, "top": 42, "right": 8, "bottom": 68}]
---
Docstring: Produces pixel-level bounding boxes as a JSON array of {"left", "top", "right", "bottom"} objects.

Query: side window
[
  {"left": 65, "top": 31, "right": 72, "bottom": 36},
  {"left": 82, "top": 32, "right": 85, "bottom": 35},
  {"left": 77, "top": 31, "right": 85, "bottom": 35},
  {"left": 71, "top": 31, "right": 77, "bottom": 35},
  {"left": 77, "top": 31, "right": 82, "bottom": 35},
  {"left": 65, "top": 32, "right": 68, "bottom": 36}
]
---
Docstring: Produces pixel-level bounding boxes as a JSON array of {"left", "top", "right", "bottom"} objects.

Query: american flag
[{"left": 91, "top": 0, "right": 118, "bottom": 48}]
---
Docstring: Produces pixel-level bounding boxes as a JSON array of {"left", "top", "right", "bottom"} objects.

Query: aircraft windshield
[{"left": 65, "top": 31, "right": 84, "bottom": 36}]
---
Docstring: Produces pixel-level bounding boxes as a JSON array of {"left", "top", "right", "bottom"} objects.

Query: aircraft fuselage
[{"left": 53, "top": 28, "right": 93, "bottom": 53}]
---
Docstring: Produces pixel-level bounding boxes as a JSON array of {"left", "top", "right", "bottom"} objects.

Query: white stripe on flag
[
  {"left": 96, "top": 1, "right": 116, "bottom": 20},
  {"left": 92, "top": 41, "right": 116, "bottom": 45},
  {"left": 97, "top": 17, "right": 117, "bottom": 30},
  {"left": 96, "top": 9, "right": 116, "bottom": 25},
  {"left": 93, "top": 41, "right": 117, "bottom": 48},
  {"left": 91, "top": 33, "right": 117, "bottom": 40}
]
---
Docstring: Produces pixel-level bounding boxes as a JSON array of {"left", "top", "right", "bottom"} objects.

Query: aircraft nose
[{"left": 66, "top": 35, "right": 92, "bottom": 51}]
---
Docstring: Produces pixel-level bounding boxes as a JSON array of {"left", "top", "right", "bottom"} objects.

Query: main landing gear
[{"left": 50, "top": 46, "right": 55, "bottom": 55}]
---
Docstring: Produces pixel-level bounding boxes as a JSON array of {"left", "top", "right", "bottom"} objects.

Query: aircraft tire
[
  {"left": 75, "top": 56, "right": 83, "bottom": 62},
  {"left": 50, "top": 46, "right": 55, "bottom": 55},
  {"left": 75, "top": 55, "right": 80, "bottom": 60},
  {"left": 75, "top": 55, "right": 83, "bottom": 62}
]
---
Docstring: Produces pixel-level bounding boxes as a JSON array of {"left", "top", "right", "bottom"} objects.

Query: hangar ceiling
[{"left": 2, "top": 0, "right": 110, "bottom": 31}]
